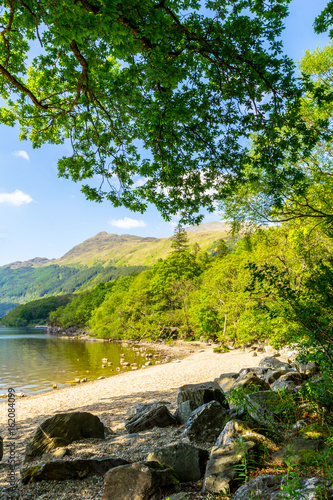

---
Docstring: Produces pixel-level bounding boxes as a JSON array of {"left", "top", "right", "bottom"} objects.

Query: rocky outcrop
[
  {"left": 230, "top": 372, "right": 270, "bottom": 392},
  {"left": 24, "top": 412, "right": 105, "bottom": 462},
  {"left": 21, "top": 457, "right": 129, "bottom": 484},
  {"left": 101, "top": 461, "right": 178, "bottom": 500},
  {"left": 259, "top": 356, "right": 291, "bottom": 370},
  {"left": 177, "top": 382, "right": 228, "bottom": 408},
  {"left": 147, "top": 441, "right": 209, "bottom": 482},
  {"left": 125, "top": 404, "right": 177, "bottom": 434},
  {"left": 183, "top": 401, "right": 228, "bottom": 443}
]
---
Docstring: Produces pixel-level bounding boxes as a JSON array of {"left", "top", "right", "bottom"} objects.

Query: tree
[
  {"left": 170, "top": 224, "right": 189, "bottom": 253},
  {"left": 0, "top": 0, "right": 320, "bottom": 223},
  {"left": 215, "top": 239, "right": 229, "bottom": 259}
]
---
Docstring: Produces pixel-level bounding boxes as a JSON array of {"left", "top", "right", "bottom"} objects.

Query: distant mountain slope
[{"left": 0, "top": 222, "right": 230, "bottom": 315}]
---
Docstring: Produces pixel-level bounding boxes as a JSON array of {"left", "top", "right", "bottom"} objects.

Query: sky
[{"left": 0, "top": 0, "right": 331, "bottom": 266}]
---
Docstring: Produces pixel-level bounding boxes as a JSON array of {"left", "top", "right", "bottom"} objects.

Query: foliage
[
  {"left": 0, "top": 0, "right": 323, "bottom": 223},
  {"left": 0, "top": 263, "right": 147, "bottom": 307},
  {"left": 170, "top": 224, "right": 189, "bottom": 253},
  {"left": 0, "top": 295, "right": 72, "bottom": 327}
]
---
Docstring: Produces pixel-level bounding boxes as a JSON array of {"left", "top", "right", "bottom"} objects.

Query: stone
[
  {"left": 177, "top": 382, "right": 228, "bottom": 409},
  {"left": 0, "top": 436, "right": 2, "bottom": 462},
  {"left": 245, "top": 391, "right": 281, "bottom": 428},
  {"left": 125, "top": 404, "right": 177, "bottom": 434},
  {"left": 166, "top": 494, "right": 189, "bottom": 500},
  {"left": 263, "top": 369, "right": 286, "bottom": 385},
  {"left": 203, "top": 419, "right": 276, "bottom": 493},
  {"left": 232, "top": 475, "right": 330, "bottom": 500},
  {"left": 147, "top": 441, "right": 209, "bottom": 482},
  {"left": 101, "top": 461, "right": 178, "bottom": 500},
  {"left": 299, "top": 362, "right": 320, "bottom": 377},
  {"left": 215, "top": 420, "right": 275, "bottom": 450},
  {"left": 183, "top": 401, "right": 228, "bottom": 444},
  {"left": 271, "top": 371, "right": 303, "bottom": 392},
  {"left": 24, "top": 412, "right": 105, "bottom": 462},
  {"left": 214, "top": 373, "right": 239, "bottom": 392},
  {"left": 40, "top": 447, "right": 69, "bottom": 461},
  {"left": 231, "top": 373, "right": 270, "bottom": 392},
  {"left": 203, "top": 441, "right": 256, "bottom": 493},
  {"left": 174, "top": 400, "right": 199, "bottom": 425},
  {"left": 238, "top": 367, "right": 269, "bottom": 377},
  {"left": 21, "top": 456, "right": 129, "bottom": 484},
  {"left": 259, "top": 356, "right": 291, "bottom": 370},
  {"left": 264, "top": 345, "right": 280, "bottom": 355},
  {"left": 271, "top": 438, "right": 327, "bottom": 465}
]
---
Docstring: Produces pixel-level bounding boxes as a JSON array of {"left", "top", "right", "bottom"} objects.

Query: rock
[
  {"left": 215, "top": 420, "right": 275, "bottom": 449},
  {"left": 214, "top": 373, "right": 239, "bottom": 392},
  {"left": 0, "top": 436, "right": 2, "bottom": 462},
  {"left": 263, "top": 369, "right": 286, "bottom": 385},
  {"left": 24, "top": 412, "right": 105, "bottom": 462},
  {"left": 259, "top": 357, "right": 291, "bottom": 370},
  {"left": 238, "top": 367, "right": 268, "bottom": 377},
  {"left": 21, "top": 456, "right": 129, "bottom": 484},
  {"left": 97, "top": 376, "right": 105, "bottom": 380},
  {"left": 245, "top": 391, "right": 281, "bottom": 428},
  {"left": 264, "top": 345, "right": 280, "bottom": 355},
  {"left": 127, "top": 402, "right": 171, "bottom": 417},
  {"left": 40, "top": 447, "right": 69, "bottom": 461},
  {"left": 203, "top": 441, "right": 256, "bottom": 493},
  {"left": 166, "top": 494, "right": 189, "bottom": 500},
  {"left": 147, "top": 441, "right": 209, "bottom": 482},
  {"left": 177, "top": 382, "right": 228, "bottom": 409},
  {"left": 125, "top": 404, "right": 177, "bottom": 434},
  {"left": 299, "top": 362, "right": 320, "bottom": 377},
  {"left": 184, "top": 401, "right": 228, "bottom": 444},
  {"left": 203, "top": 419, "right": 276, "bottom": 493},
  {"left": 231, "top": 373, "right": 270, "bottom": 392},
  {"left": 174, "top": 400, "right": 199, "bottom": 424},
  {"left": 80, "top": 377, "right": 87, "bottom": 383},
  {"left": 232, "top": 475, "right": 330, "bottom": 500},
  {"left": 271, "top": 371, "right": 303, "bottom": 392},
  {"left": 271, "top": 438, "right": 327, "bottom": 465},
  {"left": 101, "top": 461, "right": 178, "bottom": 500}
]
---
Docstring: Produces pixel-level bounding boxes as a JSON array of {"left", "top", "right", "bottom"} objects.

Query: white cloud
[
  {"left": 12, "top": 150, "right": 30, "bottom": 161},
  {"left": 0, "top": 190, "right": 33, "bottom": 206},
  {"left": 108, "top": 217, "right": 147, "bottom": 229},
  {"left": 133, "top": 178, "right": 147, "bottom": 188}
]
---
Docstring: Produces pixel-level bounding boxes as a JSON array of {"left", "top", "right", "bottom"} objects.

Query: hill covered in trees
[{"left": 0, "top": 223, "right": 233, "bottom": 316}]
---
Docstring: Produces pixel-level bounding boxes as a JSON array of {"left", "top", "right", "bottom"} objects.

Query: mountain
[{"left": 0, "top": 222, "right": 231, "bottom": 315}]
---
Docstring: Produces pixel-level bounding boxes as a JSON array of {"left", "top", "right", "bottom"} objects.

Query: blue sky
[{"left": 0, "top": 0, "right": 331, "bottom": 266}]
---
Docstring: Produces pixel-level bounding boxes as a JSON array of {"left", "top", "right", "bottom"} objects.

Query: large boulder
[
  {"left": 24, "top": 412, "right": 105, "bottom": 462},
  {"left": 101, "top": 461, "right": 178, "bottom": 500},
  {"left": 125, "top": 404, "right": 177, "bottom": 434},
  {"left": 259, "top": 357, "right": 291, "bottom": 371},
  {"left": 183, "top": 401, "right": 229, "bottom": 444},
  {"left": 214, "top": 373, "right": 239, "bottom": 392},
  {"left": 21, "top": 456, "right": 129, "bottom": 484},
  {"left": 231, "top": 373, "right": 270, "bottom": 392},
  {"left": 271, "top": 438, "right": 327, "bottom": 465},
  {"left": 174, "top": 400, "right": 199, "bottom": 425},
  {"left": 177, "top": 382, "right": 228, "bottom": 409},
  {"left": 271, "top": 371, "right": 303, "bottom": 392},
  {"left": 232, "top": 475, "right": 330, "bottom": 500},
  {"left": 147, "top": 441, "right": 209, "bottom": 482},
  {"left": 245, "top": 391, "right": 281, "bottom": 428},
  {"left": 203, "top": 421, "right": 275, "bottom": 494},
  {"left": 203, "top": 440, "right": 255, "bottom": 493},
  {"left": 215, "top": 420, "right": 275, "bottom": 449}
]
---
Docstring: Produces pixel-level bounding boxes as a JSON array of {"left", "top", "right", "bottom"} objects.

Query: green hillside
[{"left": 0, "top": 223, "right": 232, "bottom": 316}]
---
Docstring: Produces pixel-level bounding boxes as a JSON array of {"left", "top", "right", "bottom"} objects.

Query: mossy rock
[
  {"left": 213, "top": 345, "right": 229, "bottom": 353},
  {"left": 297, "top": 449, "right": 325, "bottom": 467},
  {"left": 300, "top": 423, "right": 327, "bottom": 440}
]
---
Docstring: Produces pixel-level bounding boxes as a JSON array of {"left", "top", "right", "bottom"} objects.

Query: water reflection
[{"left": 0, "top": 327, "right": 156, "bottom": 396}]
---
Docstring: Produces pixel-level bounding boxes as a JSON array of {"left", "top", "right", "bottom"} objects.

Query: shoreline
[{"left": 0, "top": 346, "right": 286, "bottom": 499}]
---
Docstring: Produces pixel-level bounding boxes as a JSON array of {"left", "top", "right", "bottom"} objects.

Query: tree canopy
[{"left": 0, "top": 0, "right": 325, "bottom": 223}]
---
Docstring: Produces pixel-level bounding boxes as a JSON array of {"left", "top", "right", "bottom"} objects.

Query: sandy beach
[{"left": 0, "top": 345, "right": 278, "bottom": 499}]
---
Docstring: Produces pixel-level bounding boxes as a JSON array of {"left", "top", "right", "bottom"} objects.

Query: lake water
[{"left": 0, "top": 327, "right": 157, "bottom": 397}]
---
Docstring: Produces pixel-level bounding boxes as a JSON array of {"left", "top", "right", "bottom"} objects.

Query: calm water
[{"left": 0, "top": 327, "right": 157, "bottom": 397}]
